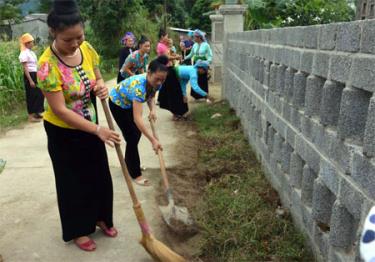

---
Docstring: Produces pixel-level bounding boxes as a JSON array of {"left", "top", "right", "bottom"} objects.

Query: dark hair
[
  {"left": 47, "top": 0, "right": 83, "bottom": 31},
  {"left": 148, "top": 56, "right": 168, "bottom": 73},
  {"left": 138, "top": 35, "right": 150, "bottom": 48},
  {"left": 158, "top": 28, "right": 167, "bottom": 40}
]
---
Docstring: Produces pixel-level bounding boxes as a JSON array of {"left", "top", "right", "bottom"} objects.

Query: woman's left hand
[
  {"left": 148, "top": 110, "right": 157, "bottom": 122},
  {"left": 94, "top": 79, "right": 108, "bottom": 100}
]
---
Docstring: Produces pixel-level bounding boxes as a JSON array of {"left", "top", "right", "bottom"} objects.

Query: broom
[{"left": 100, "top": 99, "right": 186, "bottom": 262}]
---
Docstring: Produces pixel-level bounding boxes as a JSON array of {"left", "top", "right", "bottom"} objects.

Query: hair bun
[
  {"left": 53, "top": 0, "right": 79, "bottom": 15},
  {"left": 156, "top": 55, "right": 169, "bottom": 66}
]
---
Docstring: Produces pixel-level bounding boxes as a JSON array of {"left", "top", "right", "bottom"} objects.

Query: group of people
[{"left": 16, "top": 0, "right": 213, "bottom": 253}]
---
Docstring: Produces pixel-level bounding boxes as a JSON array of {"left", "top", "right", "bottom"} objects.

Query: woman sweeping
[
  {"left": 156, "top": 29, "right": 186, "bottom": 121},
  {"left": 19, "top": 33, "right": 44, "bottom": 122},
  {"left": 109, "top": 56, "right": 168, "bottom": 186},
  {"left": 37, "top": 0, "right": 121, "bottom": 251},
  {"left": 184, "top": 29, "right": 213, "bottom": 101},
  {"left": 117, "top": 32, "right": 135, "bottom": 83},
  {"left": 120, "top": 35, "right": 150, "bottom": 80}
]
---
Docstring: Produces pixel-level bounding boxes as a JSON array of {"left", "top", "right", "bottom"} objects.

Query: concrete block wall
[{"left": 222, "top": 20, "right": 375, "bottom": 261}]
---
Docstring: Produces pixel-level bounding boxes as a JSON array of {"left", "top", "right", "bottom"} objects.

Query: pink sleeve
[{"left": 157, "top": 43, "right": 168, "bottom": 56}]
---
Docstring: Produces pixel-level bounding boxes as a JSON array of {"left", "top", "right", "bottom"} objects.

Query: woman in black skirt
[
  {"left": 18, "top": 33, "right": 44, "bottom": 122},
  {"left": 37, "top": 0, "right": 121, "bottom": 252}
]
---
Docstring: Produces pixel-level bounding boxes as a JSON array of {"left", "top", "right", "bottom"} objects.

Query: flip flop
[
  {"left": 74, "top": 238, "right": 96, "bottom": 252},
  {"left": 133, "top": 178, "right": 150, "bottom": 186}
]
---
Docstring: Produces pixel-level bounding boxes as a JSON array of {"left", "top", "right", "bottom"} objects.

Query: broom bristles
[{"left": 140, "top": 234, "right": 186, "bottom": 262}]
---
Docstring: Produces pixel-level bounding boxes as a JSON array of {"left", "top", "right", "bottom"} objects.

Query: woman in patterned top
[
  {"left": 37, "top": 0, "right": 121, "bottom": 252},
  {"left": 117, "top": 32, "right": 135, "bottom": 83},
  {"left": 109, "top": 56, "right": 168, "bottom": 186},
  {"left": 120, "top": 35, "right": 150, "bottom": 80},
  {"left": 184, "top": 29, "right": 213, "bottom": 101}
]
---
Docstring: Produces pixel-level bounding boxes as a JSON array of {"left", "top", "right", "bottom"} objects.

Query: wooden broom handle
[
  {"left": 149, "top": 119, "right": 170, "bottom": 190},
  {"left": 100, "top": 99, "right": 140, "bottom": 206}
]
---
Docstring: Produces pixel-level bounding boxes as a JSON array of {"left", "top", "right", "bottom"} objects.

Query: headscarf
[
  {"left": 121, "top": 32, "right": 135, "bottom": 45},
  {"left": 19, "top": 33, "right": 34, "bottom": 51},
  {"left": 193, "top": 29, "right": 206, "bottom": 42},
  {"left": 194, "top": 60, "right": 209, "bottom": 71},
  {"left": 187, "top": 31, "right": 194, "bottom": 38}
]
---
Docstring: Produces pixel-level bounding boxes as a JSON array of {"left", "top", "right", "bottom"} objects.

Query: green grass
[
  {"left": 101, "top": 58, "right": 118, "bottom": 82},
  {"left": 192, "top": 101, "right": 314, "bottom": 262}
]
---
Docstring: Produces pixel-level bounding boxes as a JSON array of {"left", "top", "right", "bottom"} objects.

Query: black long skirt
[
  {"left": 158, "top": 66, "right": 188, "bottom": 116},
  {"left": 191, "top": 71, "right": 208, "bottom": 100},
  {"left": 24, "top": 72, "right": 44, "bottom": 114},
  {"left": 44, "top": 121, "right": 114, "bottom": 242}
]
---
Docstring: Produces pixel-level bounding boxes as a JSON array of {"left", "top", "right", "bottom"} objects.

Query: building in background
[{"left": 357, "top": 0, "right": 375, "bottom": 19}]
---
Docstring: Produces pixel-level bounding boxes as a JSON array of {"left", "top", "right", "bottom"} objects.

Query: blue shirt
[
  {"left": 109, "top": 74, "right": 160, "bottom": 109},
  {"left": 177, "top": 65, "right": 207, "bottom": 97}
]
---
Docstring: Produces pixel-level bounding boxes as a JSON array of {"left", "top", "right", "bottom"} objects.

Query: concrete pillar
[{"left": 209, "top": 12, "right": 224, "bottom": 83}]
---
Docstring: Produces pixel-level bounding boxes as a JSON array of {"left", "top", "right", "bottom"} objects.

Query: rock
[{"left": 211, "top": 113, "right": 222, "bottom": 119}]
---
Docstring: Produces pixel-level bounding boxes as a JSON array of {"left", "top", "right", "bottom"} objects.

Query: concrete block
[
  {"left": 284, "top": 67, "right": 296, "bottom": 102},
  {"left": 330, "top": 54, "right": 352, "bottom": 84},
  {"left": 295, "top": 135, "right": 321, "bottom": 173},
  {"left": 282, "top": 100, "right": 292, "bottom": 123},
  {"left": 281, "top": 141, "right": 293, "bottom": 173},
  {"left": 285, "top": 125, "right": 296, "bottom": 148},
  {"left": 351, "top": 56, "right": 375, "bottom": 93},
  {"left": 276, "top": 64, "right": 286, "bottom": 96},
  {"left": 290, "top": 107, "right": 302, "bottom": 131},
  {"left": 263, "top": 60, "right": 270, "bottom": 86},
  {"left": 301, "top": 50, "right": 314, "bottom": 74},
  {"left": 336, "top": 22, "right": 361, "bottom": 52},
  {"left": 360, "top": 20, "right": 375, "bottom": 54},
  {"left": 302, "top": 206, "right": 314, "bottom": 234},
  {"left": 352, "top": 151, "right": 375, "bottom": 199},
  {"left": 320, "top": 80, "right": 344, "bottom": 127},
  {"left": 292, "top": 71, "right": 307, "bottom": 109},
  {"left": 301, "top": 165, "right": 318, "bottom": 207},
  {"left": 364, "top": 95, "right": 375, "bottom": 157},
  {"left": 312, "top": 52, "right": 329, "bottom": 78},
  {"left": 319, "top": 158, "right": 340, "bottom": 195},
  {"left": 313, "top": 224, "right": 330, "bottom": 260},
  {"left": 273, "top": 132, "right": 283, "bottom": 163},
  {"left": 266, "top": 124, "right": 275, "bottom": 151},
  {"left": 312, "top": 179, "right": 336, "bottom": 225},
  {"left": 319, "top": 24, "right": 337, "bottom": 50},
  {"left": 290, "top": 152, "right": 304, "bottom": 189},
  {"left": 274, "top": 46, "right": 284, "bottom": 64},
  {"left": 269, "top": 63, "right": 278, "bottom": 92},
  {"left": 305, "top": 75, "right": 324, "bottom": 118},
  {"left": 303, "top": 25, "right": 320, "bottom": 49},
  {"left": 287, "top": 26, "right": 304, "bottom": 47},
  {"left": 329, "top": 139, "right": 358, "bottom": 175},
  {"left": 291, "top": 49, "right": 302, "bottom": 70},
  {"left": 338, "top": 86, "right": 371, "bottom": 143},
  {"left": 259, "top": 59, "right": 264, "bottom": 84},
  {"left": 329, "top": 201, "right": 357, "bottom": 249},
  {"left": 339, "top": 178, "right": 364, "bottom": 220}
]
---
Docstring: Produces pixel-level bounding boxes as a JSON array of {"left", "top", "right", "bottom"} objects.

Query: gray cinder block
[
  {"left": 319, "top": 158, "right": 340, "bottom": 195},
  {"left": 304, "top": 25, "right": 320, "bottom": 49},
  {"left": 273, "top": 132, "right": 283, "bottom": 163},
  {"left": 312, "top": 52, "right": 329, "bottom": 78},
  {"left": 263, "top": 60, "right": 270, "bottom": 86},
  {"left": 352, "top": 151, "right": 375, "bottom": 199},
  {"left": 330, "top": 54, "right": 352, "bottom": 84},
  {"left": 305, "top": 75, "right": 324, "bottom": 118},
  {"left": 301, "top": 50, "right": 315, "bottom": 74},
  {"left": 320, "top": 80, "right": 343, "bottom": 127},
  {"left": 301, "top": 164, "right": 318, "bottom": 206},
  {"left": 284, "top": 67, "right": 296, "bottom": 102},
  {"left": 338, "top": 86, "right": 371, "bottom": 143},
  {"left": 336, "top": 22, "right": 361, "bottom": 53},
  {"left": 351, "top": 56, "right": 375, "bottom": 93},
  {"left": 269, "top": 63, "right": 278, "bottom": 92},
  {"left": 276, "top": 64, "right": 286, "bottom": 96},
  {"left": 319, "top": 24, "right": 337, "bottom": 50},
  {"left": 290, "top": 152, "right": 304, "bottom": 189},
  {"left": 312, "top": 179, "right": 336, "bottom": 224},
  {"left": 338, "top": 178, "right": 364, "bottom": 220},
  {"left": 364, "top": 95, "right": 375, "bottom": 157},
  {"left": 293, "top": 71, "right": 307, "bottom": 109},
  {"left": 360, "top": 20, "right": 375, "bottom": 54},
  {"left": 281, "top": 141, "right": 293, "bottom": 173}
]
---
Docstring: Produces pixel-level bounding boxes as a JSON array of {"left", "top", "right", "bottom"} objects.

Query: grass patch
[
  {"left": 0, "top": 104, "right": 28, "bottom": 134},
  {"left": 101, "top": 58, "right": 118, "bottom": 82},
  {"left": 192, "top": 101, "right": 314, "bottom": 262}
]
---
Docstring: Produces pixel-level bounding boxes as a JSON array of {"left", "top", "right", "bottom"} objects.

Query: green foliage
[
  {"left": 243, "top": 0, "right": 355, "bottom": 30},
  {"left": 188, "top": 0, "right": 214, "bottom": 32},
  {"left": 142, "top": 0, "right": 187, "bottom": 28},
  {"left": 0, "top": 41, "right": 26, "bottom": 125},
  {"left": 0, "top": 0, "right": 25, "bottom": 21},
  {"left": 192, "top": 101, "right": 314, "bottom": 261},
  {"left": 38, "top": 0, "right": 52, "bottom": 13}
]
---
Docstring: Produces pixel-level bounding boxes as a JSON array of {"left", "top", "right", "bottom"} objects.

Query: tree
[
  {"left": 38, "top": 0, "right": 52, "bottom": 13},
  {"left": 142, "top": 0, "right": 188, "bottom": 28},
  {"left": 188, "top": 0, "right": 213, "bottom": 32},
  {"left": 0, "top": 0, "right": 25, "bottom": 21}
]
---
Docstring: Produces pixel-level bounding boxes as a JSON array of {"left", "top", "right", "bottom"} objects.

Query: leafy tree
[
  {"left": 38, "top": 0, "right": 52, "bottom": 13},
  {"left": 188, "top": 0, "right": 213, "bottom": 32},
  {"left": 0, "top": 0, "right": 25, "bottom": 21}
]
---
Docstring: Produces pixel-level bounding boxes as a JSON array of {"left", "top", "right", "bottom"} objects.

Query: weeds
[{"left": 192, "top": 101, "right": 314, "bottom": 262}]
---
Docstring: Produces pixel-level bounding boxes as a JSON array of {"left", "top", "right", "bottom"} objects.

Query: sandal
[
  {"left": 74, "top": 238, "right": 96, "bottom": 252},
  {"left": 133, "top": 178, "right": 150, "bottom": 186},
  {"left": 96, "top": 222, "right": 118, "bottom": 238}
]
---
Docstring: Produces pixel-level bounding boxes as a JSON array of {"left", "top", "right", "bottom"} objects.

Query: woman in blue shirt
[
  {"left": 109, "top": 56, "right": 168, "bottom": 186},
  {"left": 184, "top": 29, "right": 213, "bottom": 100}
]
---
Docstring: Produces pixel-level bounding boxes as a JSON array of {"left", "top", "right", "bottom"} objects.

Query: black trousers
[
  {"left": 191, "top": 71, "right": 208, "bottom": 99},
  {"left": 44, "top": 121, "right": 114, "bottom": 242},
  {"left": 109, "top": 100, "right": 142, "bottom": 179},
  {"left": 24, "top": 72, "right": 44, "bottom": 114}
]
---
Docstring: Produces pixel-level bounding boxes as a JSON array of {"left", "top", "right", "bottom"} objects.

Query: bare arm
[
  {"left": 22, "top": 62, "right": 35, "bottom": 87},
  {"left": 147, "top": 97, "right": 157, "bottom": 121},
  {"left": 122, "top": 62, "right": 136, "bottom": 77}
]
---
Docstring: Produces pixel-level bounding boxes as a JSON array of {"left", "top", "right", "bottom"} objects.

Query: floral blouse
[
  {"left": 37, "top": 41, "right": 99, "bottom": 129},
  {"left": 120, "top": 50, "right": 148, "bottom": 79},
  {"left": 109, "top": 73, "right": 160, "bottom": 109}
]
